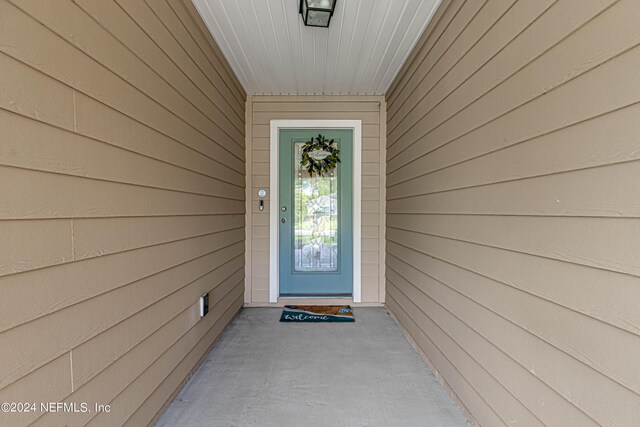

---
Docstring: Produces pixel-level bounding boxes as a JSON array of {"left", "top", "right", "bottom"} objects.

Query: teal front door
[{"left": 279, "top": 129, "right": 353, "bottom": 296}]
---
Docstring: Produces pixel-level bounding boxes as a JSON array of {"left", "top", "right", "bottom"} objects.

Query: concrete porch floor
[{"left": 155, "top": 308, "right": 468, "bottom": 426}]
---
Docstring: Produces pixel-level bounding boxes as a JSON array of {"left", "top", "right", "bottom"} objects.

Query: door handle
[{"left": 281, "top": 217, "right": 287, "bottom": 223}]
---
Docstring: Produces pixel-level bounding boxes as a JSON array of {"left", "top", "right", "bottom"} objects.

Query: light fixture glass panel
[
  {"left": 307, "top": 10, "right": 331, "bottom": 27},
  {"left": 308, "top": 0, "right": 334, "bottom": 9}
]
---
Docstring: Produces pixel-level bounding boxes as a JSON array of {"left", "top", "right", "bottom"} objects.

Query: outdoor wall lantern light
[{"left": 299, "top": 0, "right": 337, "bottom": 28}]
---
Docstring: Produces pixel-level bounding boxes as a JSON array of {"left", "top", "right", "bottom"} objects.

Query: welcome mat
[{"left": 279, "top": 305, "right": 355, "bottom": 322}]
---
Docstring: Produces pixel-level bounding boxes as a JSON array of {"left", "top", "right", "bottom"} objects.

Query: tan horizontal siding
[
  {"left": 1, "top": 110, "right": 244, "bottom": 200},
  {"left": 70, "top": 257, "right": 243, "bottom": 390},
  {"left": 0, "top": 219, "right": 72, "bottom": 277},
  {"left": 74, "top": 93, "right": 244, "bottom": 184},
  {"left": 122, "top": 292, "right": 243, "bottom": 427},
  {"left": 386, "top": 292, "right": 506, "bottom": 426},
  {"left": 386, "top": 0, "right": 640, "bottom": 425},
  {"left": 31, "top": 274, "right": 244, "bottom": 427},
  {"left": 0, "top": 249, "right": 244, "bottom": 390},
  {"left": 0, "top": 354, "right": 72, "bottom": 426},
  {"left": 0, "top": 52, "right": 75, "bottom": 129},
  {"left": 247, "top": 95, "right": 385, "bottom": 304},
  {"left": 252, "top": 123, "right": 380, "bottom": 139},
  {"left": 0, "top": 231, "right": 243, "bottom": 333},
  {"left": 387, "top": 0, "right": 624, "bottom": 167},
  {"left": 0, "top": 166, "right": 245, "bottom": 219},
  {"left": 0, "top": 0, "right": 245, "bottom": 425},
  {"left": 252, "top": 111, "right": 381, "bottom": 124},
  {"left": 1, "top": 0, "right": 244, "bottom": 171},
  {"left": 252, "top": 101, "right": 381, "bottom": 112}
]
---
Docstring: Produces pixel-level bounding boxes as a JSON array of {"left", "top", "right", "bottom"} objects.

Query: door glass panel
[{"left": 293, "top": 141, "right": 339, "bottom": 272}]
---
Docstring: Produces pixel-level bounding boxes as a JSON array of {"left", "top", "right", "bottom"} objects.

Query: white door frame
[{"left": 269, "top": 120, "right": 362, "bottom": 303}]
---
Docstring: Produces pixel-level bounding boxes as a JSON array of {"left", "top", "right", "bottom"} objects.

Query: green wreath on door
[{"left": 300, "top": 134, "right": 341, "bottom": 177}]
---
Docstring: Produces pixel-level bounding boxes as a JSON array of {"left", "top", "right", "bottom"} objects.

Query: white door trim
[{"left": 269, "top": 120, "right": 362, "bottom": 303}]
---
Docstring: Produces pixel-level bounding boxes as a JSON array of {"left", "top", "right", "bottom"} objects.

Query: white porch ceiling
[{"left": 192, "top": 0, "right": 441, "bottom": 95}]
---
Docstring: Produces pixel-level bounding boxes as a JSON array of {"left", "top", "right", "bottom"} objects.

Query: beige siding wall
[
  {"left": 246, "top": 96, "right": 386, "bottom": 304},
  {"left": 0, "top": 0, "right": 245, "bottom": 426},
  {"left": 386, "top": 0, "right": 640, "bottom": 425}
]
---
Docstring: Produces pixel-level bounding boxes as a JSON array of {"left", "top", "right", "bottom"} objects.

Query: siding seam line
[{"left": 69, "top": 349, "right": 74, "bottom": 393}]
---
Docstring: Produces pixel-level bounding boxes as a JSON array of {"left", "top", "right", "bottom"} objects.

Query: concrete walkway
[{"left": 155, "top": 308, "right": 467, "bottom": 427}]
